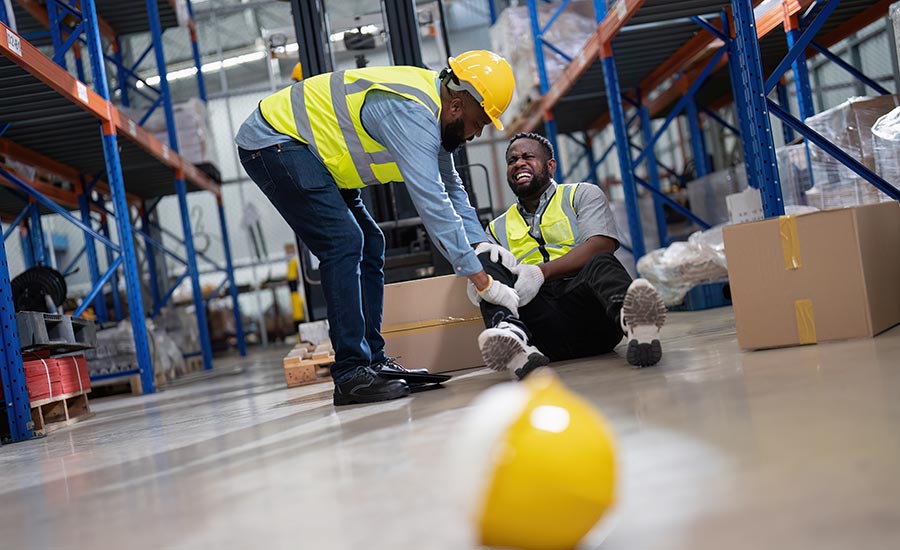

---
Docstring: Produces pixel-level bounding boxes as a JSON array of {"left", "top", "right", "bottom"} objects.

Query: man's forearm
[{"left": 539, "top": 236, "right": 617, "bottom": 281}]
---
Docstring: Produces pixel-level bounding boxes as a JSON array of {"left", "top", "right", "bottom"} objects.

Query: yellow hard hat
[
  {"left": 455, "top": 369, "right": 617, "bottom": 549},
  {"left": 291, "top": 61, "right": 303, "bottom": 82},
  {"left": 447, "top": 50, "right": 515, "bottom": 131}
]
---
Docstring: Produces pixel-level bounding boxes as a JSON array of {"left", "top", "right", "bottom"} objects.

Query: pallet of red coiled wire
[
  {"left": 23, "top": 354, "right": 91, "bottom": 402},
  {"left": 23, "top": 353, "right": 94, "bottom": 435}
]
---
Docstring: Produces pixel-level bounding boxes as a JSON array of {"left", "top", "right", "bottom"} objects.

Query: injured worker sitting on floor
[{"left": 468, "top": 132, "right": 667, "bottom": 379}]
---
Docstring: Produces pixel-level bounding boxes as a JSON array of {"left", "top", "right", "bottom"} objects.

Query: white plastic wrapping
[
  {"left": 636, "top": 206, "right": 818, "bottom": 306},
  {"left": 776, "top": 144, "right": 812, "bottom": 206},
  {"left": 121, "top": 98, "right": 218, "bottom": 165},
  {"left": 636, "top": 226, "right": 729, "bottom": 307},
  {"left": 804, "top": 95, "right": 899, "bottom": 208},
  {"left": 491, "top": 3, "right": 596, "bottom": 126},
  {"left": 873, "top": 106, "right": 900, "bottom": 191}
]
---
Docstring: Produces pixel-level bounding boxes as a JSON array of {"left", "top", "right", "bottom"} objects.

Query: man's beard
[
  {"left": 441, "top": 118, "right": 466, "bottom": 152},
  {"left": 509, "top": 166, "right": 551, "bottom": 198}
]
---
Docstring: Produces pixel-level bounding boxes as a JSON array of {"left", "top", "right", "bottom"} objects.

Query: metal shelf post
[
  {"left": 147, "top": 0, "right": 214, "bottom": 371},
  {"left": 78, "top": 192, "right": 109, "bottom": 322},
  {"left": 776, "top": 81, "right": 795, "bottom": 143},
  {"left": 141, "top": 206, "right": 162, "bottom": 313},
  {"left": 685, "top": 98, "right": 710, "bottom": 178},
  {"left": 638, "top": 100, "right": 667, "bottom": 247},
  {"left": 185, "top": 0, "right": 207, "bottom": 102},
  {"left": 0, "top": 219, "right": 34, "bottom": 443},
  {"left": 601, "top": 44, "right": 645, "bottom": 259},
  {"left": 217, "top": 198, "right": 246, "bottom": 357},
  {"left": 527, "top": 0, "right": 564, "bottom": 181},
  {"left": 27, "top": 201, "right": 46, "bottom": 266},
  {"left": 82, "top": 0, "right": 156, "bottom": 393},
  {"left": 729, "top": 0, "right": 783, "bottom": 217},
  {"left": 99, "top": 216, "right": 123, "bottom": 321}
]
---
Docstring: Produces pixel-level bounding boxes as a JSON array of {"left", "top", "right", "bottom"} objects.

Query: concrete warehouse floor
[{"left": 2, "top": 307, "right": 900, "bottom": 550}]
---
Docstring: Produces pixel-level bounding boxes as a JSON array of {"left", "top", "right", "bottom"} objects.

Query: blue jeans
[{"left": 239, "top": 142, "right": 387, "bottom": 383}]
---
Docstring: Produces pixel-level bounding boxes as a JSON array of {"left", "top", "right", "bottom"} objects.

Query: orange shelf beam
[{"left": 0, "top": 21, "right": 219, "bottom": 197}]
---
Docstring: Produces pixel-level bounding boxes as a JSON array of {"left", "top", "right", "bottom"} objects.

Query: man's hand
[
  {"left": 510, "top": 263, "right": 544, "bottom": 306},
  {"left": 471, "top": 275, "right": 519, "bottom": 316},
  {"left": 474, "top": 242, "right": 517, "bottom": 270}
]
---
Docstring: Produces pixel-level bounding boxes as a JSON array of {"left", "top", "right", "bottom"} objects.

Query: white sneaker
[
  {"left": 477, "top": 321, "right": 549, "bottom": 380},
  {"left": 620, "top": 279, "right": 666, "bottom": 368}
]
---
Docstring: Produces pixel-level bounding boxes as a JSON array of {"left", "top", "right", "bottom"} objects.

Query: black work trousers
[{"left": 478, "top": 251, "right": 633, "bottom": 361}]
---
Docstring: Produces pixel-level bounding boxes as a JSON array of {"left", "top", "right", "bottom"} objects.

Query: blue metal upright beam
[
  {"left": 46, "top": 0, "right": 67, "bottom": 70},
  {"left": 217, "top": 199, "right": 246, "bottom": 356},
  {"left": 99, "top": 217, "right": 123, "bottom": 321},
  {"left": 82, "top": 0, "right": 156, "bottom": 393},
  {"left": 786, "top": 29, "right": 815, "bottom": 120},
  {"left": 0, "top": 219, "right": 34, "bottom": 443},
  {"left": 141, "top": 205, "right": 162, "bottom": 313},
  {"left": 685, "top": 98, "right": 710, "bottom": 177},
  {"left": 114, "top": 37, "right": 130, "bottom": 108},
  {"left": 583, "top": 132, "right": 598, "bottom": 184},
  {"left": 78, "top": 193, "right": 109, "bottom": 322},
  {"left": 729, "top": 1, "right": 783, "bottom": 217},
  {"left": 601, "top": 45, "right": 645, "bottom": 259},
  {"left": 185, "top": 1, "right": 208, "bottom": 102},
  {"left": 147, "top": 0, "right": 214, "bottom": 371},
  {"left": 639, "top": 101, "right": 667, "bottom": 247},
  {"left": 776, "top": 81, "right": 795, "bottom": 143},
  {"left": 28, "top": 201, "right": 46, "bottom": 266},
  {"left": 527, "top": 0, "right": 564, "bottom": 182}
]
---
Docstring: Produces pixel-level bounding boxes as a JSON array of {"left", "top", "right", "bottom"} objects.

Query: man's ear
[
  {"left": 449, "top": 97, "right": 464, "bottom": 116},
  {"left": 547, "top": 158, "right": 557, "bottom": 174}
]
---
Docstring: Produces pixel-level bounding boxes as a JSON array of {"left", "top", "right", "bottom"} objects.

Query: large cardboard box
[
  {"left": 723, "top": 202, "right": 900, "bottom": 350},
  {"left": 382, "top": 275, "right": 485, "bottom": 373}
]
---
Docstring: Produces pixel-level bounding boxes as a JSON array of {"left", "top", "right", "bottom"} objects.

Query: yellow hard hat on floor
[
  {"left": 291, "top": 61, "right": 303, "bottom": 82},
  {"left": 447, "top": 50, "right": 515, "bottom": 131},
  {"left": 456, "top": 369, "right": 617, "bottom": 549}
]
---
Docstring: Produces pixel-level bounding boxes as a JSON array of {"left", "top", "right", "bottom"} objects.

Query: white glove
[
  {"left": 510, "top": 263, "right": 544, "bottom": 307},
  {"left": 476, "top": 275, "right": 519, "bottom": 317},
  {"left": 474, "top": 242, "right": 518, "bottom": 271},
  {"left": 466, "top": 279, "right": 482, "bottom": 307}
]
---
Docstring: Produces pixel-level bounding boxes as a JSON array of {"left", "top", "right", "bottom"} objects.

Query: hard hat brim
[{"left": 491, "top": 117, "right": 504, "bottom": 131}]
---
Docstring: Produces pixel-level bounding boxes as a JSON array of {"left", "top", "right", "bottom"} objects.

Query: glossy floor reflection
[{"left": 2, "top": 308, "right": 899, "bottom": 549}]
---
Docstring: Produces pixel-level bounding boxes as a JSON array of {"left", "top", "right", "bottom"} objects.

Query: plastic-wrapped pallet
[
  {"left": 636, "top": 225, "right": 730, "bottom": 306},
  {"left": 491, "top": 2, "right": 596, "bottom": 126},
  {"left": 873, "top": 106, "right": 900, "bottom": 192},
  {"left": 687, "top": 167, "right": 746, "bottom": 226},
  {"left": 893, "top": 3, "right": 900, "bottom": 73},
  {"left": 776, "top": 144, "right": 812, "bottom": 206},
  {"left": 121, "top": 98, "right": 217, "bottom": 165},
  {"left": 804, "top": 95, "right": 899, "bottom": 208}
]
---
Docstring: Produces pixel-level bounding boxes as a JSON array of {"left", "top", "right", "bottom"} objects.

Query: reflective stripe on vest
[
  {"left": 489, "top": 184, "right": 580, "bottom": 265},
  {"left": 259, "top": 66, "right": 441, "bottom": 189}
]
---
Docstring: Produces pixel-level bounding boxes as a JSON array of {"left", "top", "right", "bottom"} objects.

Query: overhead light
[{"left": 136, "top": 50, "right": 267, "bottom": 88}]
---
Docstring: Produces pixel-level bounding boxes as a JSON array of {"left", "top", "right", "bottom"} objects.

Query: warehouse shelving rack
[
  {"left": 505, "top": 0, "right": 900, "bottom": 260},
  {"left": 0, "top": 0, "right": 244, "bottom": 444}
]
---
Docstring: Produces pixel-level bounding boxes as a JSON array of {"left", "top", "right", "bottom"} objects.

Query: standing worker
[{"left": 236, "top": 51, "right": 519, "bottom": 406}]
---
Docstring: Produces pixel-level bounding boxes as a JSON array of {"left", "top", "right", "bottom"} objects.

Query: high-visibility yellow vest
[
  {"left": 259, "top": 66, "right": 442, "bottom": 189},
  {"left": 488, "top": 184, "right": 580, "bottom": 265}
]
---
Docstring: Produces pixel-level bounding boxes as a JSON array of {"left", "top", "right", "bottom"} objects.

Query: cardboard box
[
  {"left": 723, "top": 202, "right": 900, "bottom": 350},
  {"left": 383, "top": 317, "right": 485, "bottom": 374},
  {"left": 383, "top": 275, "right": 485, "bottom": 373},
  {"left": 383, "top": 274, "right": 480, "bottom": 325}
]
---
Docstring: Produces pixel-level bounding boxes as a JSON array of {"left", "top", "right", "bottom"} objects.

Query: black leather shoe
[{"left": 333, "top": 367, "right": 410, "bottom": 406}]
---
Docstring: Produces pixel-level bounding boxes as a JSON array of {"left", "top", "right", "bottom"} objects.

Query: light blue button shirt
[{"left": 235, "top": 88, "right": 486, "bottom": 276}]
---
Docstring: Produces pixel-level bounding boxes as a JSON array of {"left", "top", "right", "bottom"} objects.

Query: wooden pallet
[
  {"left": 284, "top": 342, "right": 334, "bottom": 387},
  {"left": 30, "top": 389, "right": 94, "bottom": 435}
]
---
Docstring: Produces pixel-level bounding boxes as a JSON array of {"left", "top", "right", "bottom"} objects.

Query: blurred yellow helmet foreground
[{"left": 464, "top": 369, "right": 617, "bottom": 549}]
